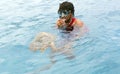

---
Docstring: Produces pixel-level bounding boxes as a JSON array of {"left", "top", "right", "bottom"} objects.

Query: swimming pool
[{"left": 0, "top": 0, "right": 120, "bottom": 74}]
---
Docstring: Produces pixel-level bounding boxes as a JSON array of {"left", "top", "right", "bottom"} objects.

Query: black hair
[{"left": 58, "top": 1, "right": 75, "bottom": 16}]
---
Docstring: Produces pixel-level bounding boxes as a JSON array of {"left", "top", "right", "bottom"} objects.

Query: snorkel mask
[{"left": 58, "top": 10, "right": 71, "bottom": 18}]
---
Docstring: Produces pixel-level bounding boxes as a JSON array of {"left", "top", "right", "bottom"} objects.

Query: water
[{"left": 0, "top": 0, "right": 120, "bottom": 74}]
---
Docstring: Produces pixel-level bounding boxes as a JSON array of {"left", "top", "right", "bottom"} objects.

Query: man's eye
[
  {"left": 59, "top": 15, "right": 61, "bottom": 18},
  {"left": 63, "top": 11, "right": 66, "bottom": 14}
]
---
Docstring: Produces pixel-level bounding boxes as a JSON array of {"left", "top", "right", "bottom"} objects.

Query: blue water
[{"left": 0, "top": 0, "right": 120, "bottom": 74}]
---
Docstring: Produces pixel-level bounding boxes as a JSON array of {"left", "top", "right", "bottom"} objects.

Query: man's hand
[{"left": 57, "top": 19, "right": 66, "bottom": 28}]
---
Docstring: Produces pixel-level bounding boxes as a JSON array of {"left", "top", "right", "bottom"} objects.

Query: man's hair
[{"left": 58, "top": 1, "right": 75, "bottom": 16}]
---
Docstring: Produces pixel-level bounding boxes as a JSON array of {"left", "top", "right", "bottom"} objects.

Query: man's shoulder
[{"left": 75, "top": 18, "right": 84, "bottom": 27}]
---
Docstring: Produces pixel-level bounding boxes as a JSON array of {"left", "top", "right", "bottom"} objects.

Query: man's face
[{"left": 58, "top": 10, "right": 71, "bottom": 18}]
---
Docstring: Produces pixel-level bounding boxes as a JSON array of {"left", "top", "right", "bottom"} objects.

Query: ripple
[
  {"left": 92, "top": 61, "right": 119, "bottom": 74},
  {"left": 0, "top": 58, "right": 5, "bottom": 64},
  {"left": 105, "top": 10, "right": 120, "bottom": 22},
  {"left": 0, "top": 72, "right": 10, "bottom": 74}
]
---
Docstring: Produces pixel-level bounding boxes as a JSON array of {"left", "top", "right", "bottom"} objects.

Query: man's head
[{"left": 58, "top": 1, "right": 74, "bottom": 18}]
